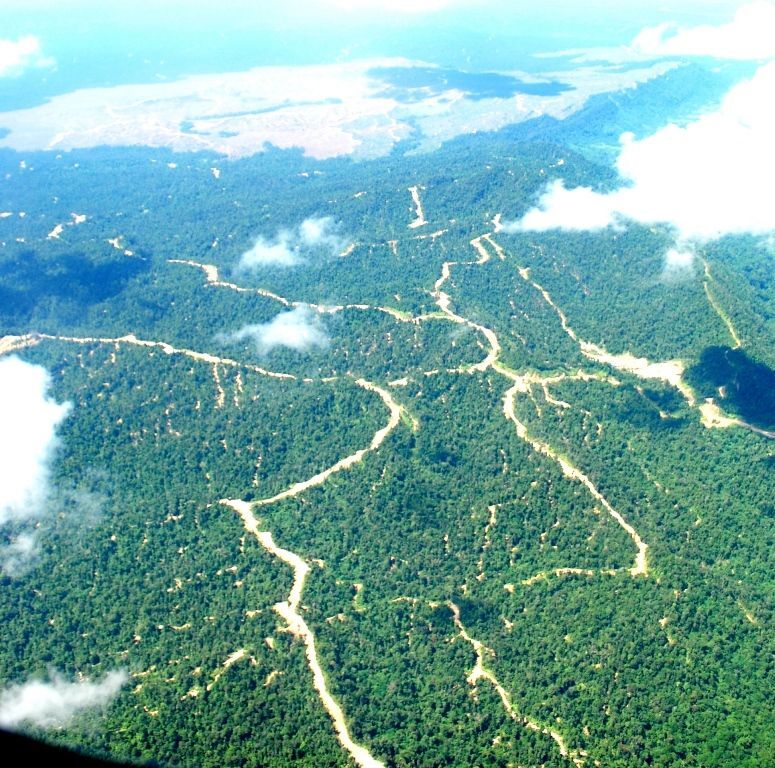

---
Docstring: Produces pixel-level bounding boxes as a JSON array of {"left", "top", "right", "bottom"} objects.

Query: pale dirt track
[
  {"left": 0, "top": 334, "right": 41, "bottom": 356},
  {"left": 222, "top": 500, "right": 385, "bottom": 768},
  {"left": 447, "top": 601, "right": 585, "bottom": 768},
  {"left": 217, "top": 374, "right": 411, "bottom": 768},
  {"left": 701, "top": 259, "right": 742, "bottom": 349},
  {"left": 432, "top": 235, "right": 650, "bottom": 577},
  {"left": 407, "top": 185, "right": 427, "bottom": 229},
  {"left": 513, "top": 254, "right": 770, "bottom": 439},
  {"left": 251, "top": 378, "right": 413, "bottom": 507},
  {"left": 38, "top": 332, "right": 296, "bottom": 380}
]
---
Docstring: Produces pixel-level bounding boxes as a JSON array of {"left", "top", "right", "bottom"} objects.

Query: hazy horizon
[{"left": 0, "top": 0, "right": 760, "bottom": 110}]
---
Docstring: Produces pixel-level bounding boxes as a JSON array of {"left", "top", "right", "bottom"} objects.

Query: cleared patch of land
[{"left": 0, "top": 59, "right": 678, "bottom": 160}]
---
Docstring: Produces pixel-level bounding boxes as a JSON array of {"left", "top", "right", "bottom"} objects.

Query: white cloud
[
  {"left": 238, "top": 234, "right": 302, "bottom": 269},
  {"left": 218, "top": 306, "right": 329, "bottom": 354},
  {"left": 0, "top": 670, "right": 127, "bottom": 729},
  {"left": 505, "top": 179, "right": 620, "bottom": 233},
  {"left": 0, "top": 356, "right": 71, "bottom": 575},
  {"left": 0, "top": 357, "right": 71, "bottom": 524},
  {"left": 0, "top": 533, "right": 37, "bottom": 577},
  {"left": 662, "top": 245, "right": 696, "bottom": 280},
  {"left": 632, "top": 1, "right": 775, "bottom": 60},
  {"left": 506, "top": 61, "right": 775, "bottom": 247},
  {"left": 237, "top": 217, "right": 345, "bottom": 271},
  {"left": 298, "top": 217, "right": 335, "bottom": 245},
  {"left": 542, "top": 2, "right": 775, "bottom": 65},
  {"left": 0, "top": 36, "right": 54, "bottom": 78}
]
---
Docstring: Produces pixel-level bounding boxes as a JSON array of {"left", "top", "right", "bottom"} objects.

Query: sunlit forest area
[{"left": 0, "top": 24, "right": 773, "bottom": 768}]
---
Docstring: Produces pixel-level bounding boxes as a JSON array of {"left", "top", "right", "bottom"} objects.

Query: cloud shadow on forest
[
  {"left": 686, "top": 346, "right": 775, "bottom": 431},
  {"left": 0, "top": 250, "right": 149, "bottom": 326}
]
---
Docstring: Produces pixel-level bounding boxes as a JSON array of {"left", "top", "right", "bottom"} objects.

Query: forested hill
[{"left": 0, "top": 93, "right": 772, "bottom": 768}]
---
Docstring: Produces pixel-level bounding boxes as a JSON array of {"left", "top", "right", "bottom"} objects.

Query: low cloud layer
[
  {"left": 0, "top": 36, "right": 54, "bottom": 77},
  {"left": 237, "top": 217, "right": 345, "bottom": 271},
  {"left": 633, "top": 1, "right": 775, "bottom": 61},
  {"left": 0, "top": 670, "right": 127, "bottom": 729},
  {"left": 546, "top": 2, "right": 775, "bottom": 65},
  {"left": 512, "top": 180, "right": 622, "bottom": 233},
  {"left": 218, "top": 306, "right": 329, "bottom": 354},
  {"left": 505, "top": 59, "right": 775, "bottom": 251},
  {"left": 0, "top": 356, "right": 71, "bottom": 575},
  {"left": 661, "top": 245, "right": 696, "bottom": 281}
]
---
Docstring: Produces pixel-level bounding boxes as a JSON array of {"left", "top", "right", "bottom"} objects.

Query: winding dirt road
[
  {"left": 701, "top": 259, "right": 742, "bottom": 349},
  {"left": 407, "top": 185, "right": 428, "bottom": 229},
  {"left": 516, "top": 264, "right": 695, "bottom": 403},
  {"left": 218, "top": 376, "right": 409, "bottom": 768},
  {"left": 431, "top": 242, "right": 502, "bottom": 372},
  {"left": 215, "top": 376, "right": 414, "bottom": 768},
  {"left": 251, "top": 378, "right": 413, "bottom": 507},
  {"left": 169, "top": 259, "right": 291, "bottom": 305},
  {"left": 39, "top": 332, "right": 296, "bottom": 380},
  {"left": 0, "top": 333, "right": 41, "bottom": 356},
  {"left": 222, "top": 500, "right": 384, "bottom": 768},
  {"left": 170, "top": 258, "right": 441, "bottom": 329},
  {"left": 501, "top": 376, "right": 648, "bottom": 576},
  {"left": 514, "top": 251, "right": 772, "bottom": 440},
  {"left": 447, "top": 601, "right": 585, "bottom": 767},
  {"left": 431, "top": 235, "right": 650, "bottom": 577}
]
